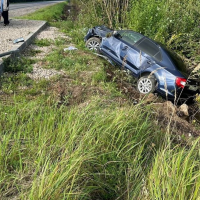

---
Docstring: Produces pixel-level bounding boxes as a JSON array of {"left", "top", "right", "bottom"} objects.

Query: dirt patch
[
  {"left": 27, "top": 62, "right": 64, "bottom": 80},
  {"left": 36, "top": 26, "right": 71, "bottom": 41},
  {"left": 23, "top": 26, "right": 70, "bottom": 80},
  {"left": 49, "top": 76, "right": 106, "bottom": 106},
  {"left": 153, "top": 101, "right": 200, "bottom": 137}
]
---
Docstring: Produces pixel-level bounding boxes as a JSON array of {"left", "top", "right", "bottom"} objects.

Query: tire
[
  {"left": 137, "top": 75, "right": 156, "bottom": 94},
  {"left": 86, "top": 37, "right": 101, "bottom": 52}
]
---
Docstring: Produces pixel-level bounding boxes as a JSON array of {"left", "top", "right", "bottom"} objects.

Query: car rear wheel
[
  {"left": 137, "top": 75, "right": 156, "bottom": 94},
  {"left": 86, "top": 37, "right": 101, "bottom": 52}
]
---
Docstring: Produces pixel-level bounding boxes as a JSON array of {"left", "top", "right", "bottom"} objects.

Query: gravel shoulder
[
  {"left": 25, "top": 26, "right": 71, "bottom": 80},
  {"left": 0, "top": 20, "right": 45, "bottom": 54}
]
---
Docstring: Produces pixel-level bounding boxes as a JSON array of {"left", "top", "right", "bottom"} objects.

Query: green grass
[
  {"left": 18, "top": 1, "right": 68, "bottom": 22},
  {"left": 34, "top": 38, "right": 52, "bottom": 47},
  {"left": 148, "top": 142, "right": 200, "bottom": 200},
  {"left": 1, "top": 0, "right": 200, "bottom": 199}
]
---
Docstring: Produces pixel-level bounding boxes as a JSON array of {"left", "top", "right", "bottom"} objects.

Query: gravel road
[{"left": 26, "top": 26, "right": 70, "bottom": 80}]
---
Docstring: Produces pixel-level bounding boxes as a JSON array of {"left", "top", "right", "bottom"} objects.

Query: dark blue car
[{"left": 85, "top": 26, "right": 200, "bottom": 102}]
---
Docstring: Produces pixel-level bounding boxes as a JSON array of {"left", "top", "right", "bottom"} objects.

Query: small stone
[
  {"left": 178, "top": 104, "right": 189, "bottom": 116},
  {"left": 164, "top": 101, "right": 177, "bottom": 113}
]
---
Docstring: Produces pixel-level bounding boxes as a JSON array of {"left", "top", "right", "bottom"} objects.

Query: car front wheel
[
  {"left": 86, "top": 37, "right": 101, "bottom": 52},
  {"left": 137, "top": 75, "right": 156, "bottom": 94}
]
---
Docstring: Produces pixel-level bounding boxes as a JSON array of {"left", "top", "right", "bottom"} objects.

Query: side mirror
[
  {"left": 113, "top": 31, "right": 118, "bottom": 36},
  {"left": 106, "top": 31, "right": 121, "bottom": 38},
  {"left": 113, "top": 31, "right": 121, "bottom": 38}
]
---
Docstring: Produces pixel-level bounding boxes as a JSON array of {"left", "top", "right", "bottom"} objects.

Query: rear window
[
  {"left": 163, "top": 47, "right": 188, "bottom": 74},
  {"left": 135, "top": 38, "right": 162, "bottom": 61}
]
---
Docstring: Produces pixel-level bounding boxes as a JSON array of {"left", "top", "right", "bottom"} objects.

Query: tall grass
[
  {"left": 1, "top": 98, "right": 200, "bottom": 199},
  {"left": 0, "top": 98, "right": 154, "bottom": 199},
  {"left": 148, "top": 142, "right": 200, "bottom": 199},
  {"left": 128, "top": 0, "right": 200, "bottom": 62}
]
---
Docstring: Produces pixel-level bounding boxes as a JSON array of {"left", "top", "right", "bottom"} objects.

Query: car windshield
[{"left": 117, "top": 30, "right": 144, "bottom": 45}]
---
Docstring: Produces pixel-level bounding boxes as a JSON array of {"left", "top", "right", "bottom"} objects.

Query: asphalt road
[{"left": 10, "top": 0, "right": 65, "bottom": 10}]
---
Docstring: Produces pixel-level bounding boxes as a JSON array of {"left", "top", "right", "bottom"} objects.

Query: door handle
[
  {"left": 122, "top": 46, "right": 128, "bottom": 51},
  {"left": 147, "top": 61, "right": 152, "bottom": 64},
  {"left": 147, "top": 60, "right": 155, "bottom": 65}
]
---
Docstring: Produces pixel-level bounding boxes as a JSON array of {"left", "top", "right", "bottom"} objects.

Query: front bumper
[{"left": 84, "top": 29, "right": 93, "bottom": 42}]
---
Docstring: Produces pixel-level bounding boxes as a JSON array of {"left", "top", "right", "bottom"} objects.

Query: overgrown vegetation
[
  {"left": 78, "top": 0, "right": 200, "bottom": 68},
  {"left": 1, "top": 1, "right": 200, "bottom": 199},
  {"left": 3, "top": 57, "right": 34, "bottom": 73}
]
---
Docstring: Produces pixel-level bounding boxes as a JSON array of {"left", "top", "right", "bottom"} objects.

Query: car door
[
  {"left": 100, "top": 36, "right": 124, "bottom": 65},
  {"left": 100, "top": 31, "right": 158, "bottom": 76},
  {"left": 120, "top": 42, "right": 153, "bottom": 76},
  {"left": 119, "top": 34, "right": 153, "bottom": 76}
]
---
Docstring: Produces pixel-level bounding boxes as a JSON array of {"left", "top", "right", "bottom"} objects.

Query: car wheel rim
[
  {"left": 138, "top": 78, "right": 152, "bottom": 94},
  {"left": 87, "top": 40, "right": 100, "bottom": 50}
]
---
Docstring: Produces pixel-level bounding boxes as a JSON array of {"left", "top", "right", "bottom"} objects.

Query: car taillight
[{"left": 176, "top": 77, "right": 187, "bottom": 88}]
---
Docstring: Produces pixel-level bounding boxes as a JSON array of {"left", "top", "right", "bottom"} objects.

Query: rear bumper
[
  {"left": 156, "top": 85, "right": 200, "bottom": 102},
  {"left": 173, "top": 86, "right": 199, "bottom": 103}
]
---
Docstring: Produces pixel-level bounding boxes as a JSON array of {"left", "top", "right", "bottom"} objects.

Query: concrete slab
[{"left": 0, "top": 19, "right": 47, "bottom": 74}]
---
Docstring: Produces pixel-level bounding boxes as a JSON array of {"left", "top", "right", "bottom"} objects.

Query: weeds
[
  {"left": 3, "top": 57, "right": 34, "bottom": 73},
  {"left": 34, "top": 38, "right": 52, "bottom": 47}
]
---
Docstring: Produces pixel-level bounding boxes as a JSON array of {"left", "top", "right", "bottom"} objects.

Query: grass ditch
[{"left": 0, "top": 1, "right": 200, "bottom": 199}]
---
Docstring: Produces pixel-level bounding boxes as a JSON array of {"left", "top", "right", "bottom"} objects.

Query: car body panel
[{"left": 101, "top": 37, "right": 153, "bottom": 75}]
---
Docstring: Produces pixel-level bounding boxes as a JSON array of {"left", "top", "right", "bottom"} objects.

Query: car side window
[
  {"left": 135, "top": 38, "right": 162, "bottom": 61},
  {"left": 117, "top": 30, "right": 143, "bottom": 45}
]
